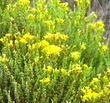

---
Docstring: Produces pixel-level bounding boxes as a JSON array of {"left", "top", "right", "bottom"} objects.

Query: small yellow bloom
[
  {"left": 81, "top": 87, "right": 101, "bottom": 102},
  {"left": 38, "top": 40, "right": 49, "bottom": 48},
  {"left": 43, "top": 66, "right": 53, "bottom": 74},
  {"left": 7, "top": 40, "right": 14, "bottom": 48},
  {"left": 59, "top": 2, "right": 69, "bottom": 12},
  {"left": 95, "top": 21, "right": 105, "bottom": 29},
  {"left": 23, "top": 33, "right": 35, "bottom": 42},
  {"left": 44, "top": 20, "right": 55, "bottom": 30},
  {"left": 0, "top": 38, "right": 4, "bottom": 44},
  {"left": 56, "top": 18, "right": 64, "bottom": 24},
  {"left": 19, "top": 38, "right": 27, "bottom": 44},
  {"left": 44, "top": 33, "right": 69, "bottom": 42},
  {"left": 40, "top": 77, "right": 51, "bottom": 86},
  {"left": 28, "top": 43, "right": 38, "bottom": 51},
  {"left": 61, "top": 68, "right": 69, "bottom": 77},
  {"left": 18, "top": 0, "right": 30, "bottom": 6},
  {"left": 100, "top": 45, "right": 108, "bottom": 54},
  {"left": 83, "top": 64, "right": 88, "bottom": 69},
  {"left": 106, "top": 68, "right": 110, "bottom": 77},
  {"left": 73, "top": 64, "right": 82, "bottom": 75},
  {"left": 43, "top": 45, "right": 62, "bottom": 57},
  {"left": 71, "top": 51, "right": 80, "bottom": 61},
  {"left": 89, "top": 21, "right": 105, "bottom": 32},
  {"left": 90, "top": 78, "right": 100, "bottom": 85},
  {"left": 0, "top": 54, "right": 9, "bottom": 64}
]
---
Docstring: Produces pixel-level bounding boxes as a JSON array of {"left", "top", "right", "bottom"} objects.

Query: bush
[{"left": 0, "top": 0, "right": 110, "bottom": 103}]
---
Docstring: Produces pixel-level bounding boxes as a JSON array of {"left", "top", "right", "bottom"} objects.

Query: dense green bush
[{"left": 0, "top": 0, "right": 110, "bottom": 103}]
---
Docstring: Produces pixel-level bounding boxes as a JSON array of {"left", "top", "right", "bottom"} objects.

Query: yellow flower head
[
  {"left": 44, "top": 20, "right": 55, "bottom": 30},
  {"left": 28, "top": 43, "right": 38, "bottom": 51},
  {"left": 22, "top": 33, "right": 35, "bottom": 42},
  {"left": 73, "top": 64, "right": 82, "bottom": 75},
  {"left": 0, "top": 38, "right": 4, "bottom": 44},
  {"left": 95, "top": 21, "right": 105, "bottom": 29},
  {"left": 61, "top": 68, "right": 69, "bottom": 77},
  {"left": 43, "top": 66, "right": 53, "bottom": 74},
  {"left": 40, "top": 77, "right": 51, "bottom": 86},
  {"left": 19, "top": 38, "right": 27, "bottom": 44},
  {"left": 56, "top": 18, "right": 64, "bottom": 24},
  {"left": 81, "top": 87, "right": 101, "bottom": 102},
  {"left": 44, "top": 33, "right": 69, "bottom": 42},
  {"left": 90, "top": 78, "right": 100, "bottom": 85},
  {"left": 38, "top": 40, "right": 49, "bottom": 48},
  {"left": 100, "top": 45, "right": 108, "bottom": 54},
  {"left": 43, "top": 45, "right": 62, "bottom": 57},
  {"left": 106, "top": 68, "right": 110, "bottom": 77},
  {"left": 0, "top": 54, "right": 9, "bottom": 64},
  {"left": 18, "top": 0, "right": 30, "bottom": 6},
  {"left": 71, "top": 51, "right": 80, "bottom": 61},
  {"left": 59, "top": 2, "right": 69, "bottom": 12}
]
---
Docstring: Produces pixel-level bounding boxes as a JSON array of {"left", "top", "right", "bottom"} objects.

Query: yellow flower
[
  {"left": 82, "top": 64, "right": 91, "bottom": 75},
  {"left": 43, "top": 66, "right": 53, "bottom": 74},
  {"left": 100, "top": 45, "right": 108, "bottom": 54},
  {"left": 95, "top": 21, "right": 105, "bottom": 30},
  {"left": 56, "top": 18, "right": 64, "bottom": 24},
  {"left": 0, "top": 38, "right": 4, "bottom": 44},
  {"left": 102, "top": 76, "right": 109, "bottom": 84},
  {"left": 61, "top": 68, "right": 69, "bottom": 77},
  {"left": 40, "top": 77, "right": 51, "bottom": 86},
  {"left": 60, "top": 34, "right": 69, "bottom": 41},
  {"left": 43, "top": 45, "right": 62, "bottom": 57},
  {"left": 81, "top": 87, "right": 101, "bottom": 102},
  {"left": 0, "top": 54, "right": 9, "bottom": 64},
  {"left": 7, "top": 40, "right": 14, "bottom": 48},
  {"left": 44, "top": 33, "right": 69, "bottom": 42},
  {"left": 28, "top": 43, "right": 38, "bottom": 51},
  {"left": 19, "top": 38, "right": 27, "bottom": 44},
  {"left": 82, "top": 64, "right": 88, "bottom": 69},
  {"left": 59, "top": 2, "right": 69, "bottom": 12},
  {"left": 90, "top": 78, "right": 100, "bottom": 85},
  {"left": 71, "top": 51, "right": 80, "bottom": 61},
  {"left": 89, "top": 21, "right": 105, "bottom": 32},
  {"left": 73, "top": 64, "right": 82, "bottom": 75},
  {"left": 22, "top": 33, "right": 35, "bottom": 42},
  {"left": 76, "top": 0, "right": 90, "bottom": 7},
  {"left": 18, "top": 0, "right": 30, "bottom": 6},
  {"left": 38, "top": 40, "right": 49, "bottom": 48},
  {"left": 106, "top": 68, "right": 110, "bottom": 77},
  {"left": 44, "top": 20, "right": 55, "bottom": 30}
]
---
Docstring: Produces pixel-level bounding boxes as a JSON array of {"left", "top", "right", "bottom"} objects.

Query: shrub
[{"left": 0, "top": 0, "right": 110, "bottom": 103}]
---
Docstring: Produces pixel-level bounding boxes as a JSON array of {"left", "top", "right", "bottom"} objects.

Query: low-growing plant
[{"left": 0, "top": 0, "right": 110, "bottom": 103}]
